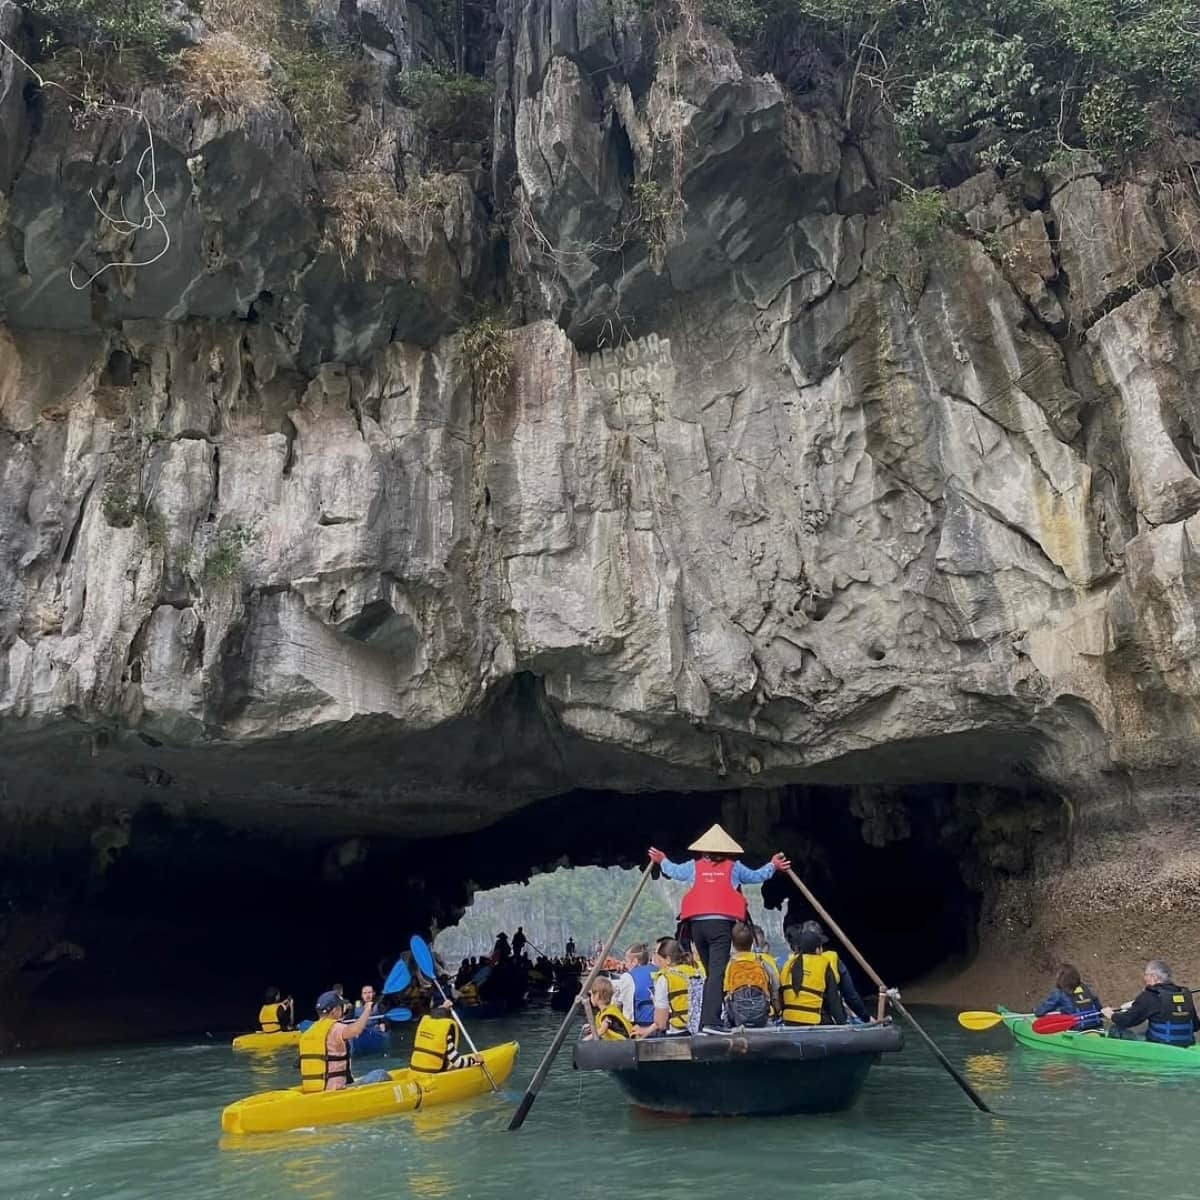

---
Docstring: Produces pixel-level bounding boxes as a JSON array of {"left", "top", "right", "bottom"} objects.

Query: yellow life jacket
[
  {"left": 597, "top": 1003, "right": 633, "bottom": 1040},
  {"left": 780, "top": 950, "right": 839, "bottom": 1025},
  {"left": 298, "top": 1017, "right": 350, "bottom": 1092},
  {"left": 656, "top": 964, "right": 696, "bottom": 1031},
  {"left": 258, "top": 1003, "right": 281, "bottom": 1033},
  {"left": 458, "top": 982, "right": 480, "bottom": 1005},
  {"left": 411, "top": 1016, "right": 459, "bottom": 1072},
  {"left": 723, "top": 952, "right": 773, "bottom": 997}
]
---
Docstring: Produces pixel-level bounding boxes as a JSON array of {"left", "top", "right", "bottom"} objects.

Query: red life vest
[{"left": 679, "top": 858, "right": 747, "bottom": 921}]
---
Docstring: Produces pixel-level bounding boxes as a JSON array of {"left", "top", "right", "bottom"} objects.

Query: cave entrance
[
  {"left": 429, "top": 778, "right": 1062, "bottom": 993},
  {"left": 2, "top": 778, "right": 1061, "bottom": 1050},
  {"left": 433, "top": 865, "right": 786, "bottom": 963}
]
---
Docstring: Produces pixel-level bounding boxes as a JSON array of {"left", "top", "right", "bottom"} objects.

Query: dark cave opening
[{"left": 0, "top": 780, "right": 1062, "bottom": 1050}]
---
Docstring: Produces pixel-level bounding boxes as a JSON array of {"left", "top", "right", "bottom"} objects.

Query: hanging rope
[{"left": 0, "top": 1, "right": 171, "bottom": 289}]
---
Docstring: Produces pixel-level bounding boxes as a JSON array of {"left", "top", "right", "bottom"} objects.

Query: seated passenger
[
  {"left": 624, "top": 943, "right": 657, "bottom": 1028},
  {"left": 410, "top": 1002, "right": 482, "bottom": 1072},
  {"left": 586, "top": 976, "right": 633, "bottom": 1040},
  {"left": 722, "top": 921, "right": 778, "bottom": 1028},
  {"left": 751, "top": 925, "right": 782, "bottom": 992},
  {"left": 1034, "top": 963, "right": 1104, "bottom": 1031},
  {"left": 635, "top": 938, "right": 695, "bottom": 1037},
  {"left": 299, "top": 991, "right": 390, "bottom": 1092},
  {"left": 780, "top": 928, "right": 846, "bottom": 1026},
  {"left": 798, "top": 921, "right": 871, "bottom": 1022},
  {"left": 259, "top": 987, "right": 294, "bottom": 1032},
  {"left": 1103, "top": 960, "right": 1200, "bottom": 1046}
]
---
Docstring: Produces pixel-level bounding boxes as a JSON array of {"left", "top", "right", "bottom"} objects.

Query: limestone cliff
[{"left": 2, "top": 0, "right": 1200, "bottom": 1043}]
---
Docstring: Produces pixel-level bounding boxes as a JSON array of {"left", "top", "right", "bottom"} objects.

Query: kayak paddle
[
  {"left": 409, "top": 934, "right": 507, "bottom": 1097},
  {"left": 380, "top": 1006, "right": 412, "bottom": 1023},
  {"left": 1030, "top": 1013, "right": 1089, "bottom": 1034},
  {"left": 382, "top": 957, "right": 412, "bottom": 997},
  {"left": 958, "top": 1011, "right": 1031, "bottom": 1031}
]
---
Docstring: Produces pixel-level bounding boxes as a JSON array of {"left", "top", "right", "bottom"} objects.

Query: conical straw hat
[{"left": 688, "top": 824, "right": 744, "bottom": 855}]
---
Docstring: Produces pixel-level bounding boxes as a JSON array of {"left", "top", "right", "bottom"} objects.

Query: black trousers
[{"left": 690, "top": 918, "right": 734, "bottom": 1029}]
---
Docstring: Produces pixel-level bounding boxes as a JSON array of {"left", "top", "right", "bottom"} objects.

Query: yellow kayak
[
  {"left": 231, "top": 1030, "right": 302, "bottom": 1052},
  {"left": 221, "top": 1040, "right": 518, "bottom": 1134}
]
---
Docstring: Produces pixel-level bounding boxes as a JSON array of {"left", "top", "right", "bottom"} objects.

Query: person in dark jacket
[
  {"left": 1103, "top": 960, "right": 1200, "bottom": 1046},
  {"left": 795, "top": 921, "right": 871, "bottom": 1022},
  {"left": 1034, "top": 963, "right": 1104, "bottom": 1031}
]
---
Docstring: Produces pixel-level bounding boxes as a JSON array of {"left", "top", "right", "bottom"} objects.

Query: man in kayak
[
  {"left": 1034, "top": 964, "right": 1104, "bottom": 1031},
  {"left": 649, "top": 824, "right": 790, "bottom": 1031},
  {"left": 353, "top": 984, "right": 376, "bottom": 1018},
  {"left": 299, "top": 991, "right": 390, "bottom": 1091},
  {"left": 1103, "top": 961, "right": 1200, "bottom": 1046}
]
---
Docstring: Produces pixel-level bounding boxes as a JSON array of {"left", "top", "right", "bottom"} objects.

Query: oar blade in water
[{"left": 958, "top": 1011, "right": 1006, "bottom": 1031}]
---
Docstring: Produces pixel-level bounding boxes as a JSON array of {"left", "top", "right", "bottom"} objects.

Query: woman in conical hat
[{"left": 648, "top": 825, "right": 790, "bottom": 1033}]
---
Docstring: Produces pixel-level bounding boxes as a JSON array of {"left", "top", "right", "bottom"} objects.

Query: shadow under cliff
[{"left": 1, "top": 779, "right": 1065, "bottom": 1051}]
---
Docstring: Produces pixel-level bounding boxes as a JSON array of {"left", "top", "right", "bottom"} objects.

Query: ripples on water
[{"left": 1, "top": 1008, "right": 1196, "bottom": 1200}]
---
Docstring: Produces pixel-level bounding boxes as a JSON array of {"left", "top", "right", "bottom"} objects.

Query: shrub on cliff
[
  {"left": 675, "top": 0, "right": 1200, "bottom": 176},
  {"left": 176, "top": 33, "right": 271, "bottom": 117},
  {"left": 24, "top": 0, "right": 170, "bottom": 53},
  {"left": 461, "top": 311, "right": 514, "bottom": 408},
  {"left": 395, "top": 67, "right": 493, "bottom": 145}
]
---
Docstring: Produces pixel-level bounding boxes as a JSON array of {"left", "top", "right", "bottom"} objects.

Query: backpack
[{"left": 724, "top": 957, "right": 771, "bottom": 1028}]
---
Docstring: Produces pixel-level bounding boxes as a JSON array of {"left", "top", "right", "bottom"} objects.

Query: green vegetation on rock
[
  {"left": 395, "top": 67, "right": 494, "bottom": 145},
  {"left": 683, "top": 0, "right": 1200, "bottom": 174}
]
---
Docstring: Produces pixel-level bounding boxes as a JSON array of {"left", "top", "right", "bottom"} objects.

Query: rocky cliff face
[{"left": 2, "top": 0, "right": 1200, "bottom": 1043}]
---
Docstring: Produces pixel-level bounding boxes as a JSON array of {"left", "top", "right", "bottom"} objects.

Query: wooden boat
[
  {"left": 221, "top": 1041, "right": 519, "bottom": 1134},
  {"left": 573, "top": 1023, "right": 902, "bottom": 1116}
]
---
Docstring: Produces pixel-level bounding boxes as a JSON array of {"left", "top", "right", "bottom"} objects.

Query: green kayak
[{"left": 998, "top": 1007, "right": 1200, "bottom": 1068}]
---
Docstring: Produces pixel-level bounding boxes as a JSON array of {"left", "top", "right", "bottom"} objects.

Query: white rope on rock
[{"left": 0, "top": 0, "right": 171, "bottom": 289}]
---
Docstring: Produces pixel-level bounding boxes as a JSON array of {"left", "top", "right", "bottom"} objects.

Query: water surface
[{"left": 2, "top": 1007, "right": 1196, "bottom": 1200}]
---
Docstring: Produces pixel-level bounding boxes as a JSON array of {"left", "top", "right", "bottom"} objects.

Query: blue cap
[{"left": 316, "top": 990, "right": 343, "bottom": 1014}]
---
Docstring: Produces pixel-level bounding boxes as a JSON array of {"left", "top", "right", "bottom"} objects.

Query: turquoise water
[{"left": 2, "top": 1006, "right": 1198, "bottom": 1200}]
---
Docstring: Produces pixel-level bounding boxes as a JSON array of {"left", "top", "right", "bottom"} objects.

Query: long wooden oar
[
  {"left": 784, "top": 867, "right": 992, "bottom": 1115},
  {"left": 507, "top": 862, "right": 653, "bottom": 1131}
]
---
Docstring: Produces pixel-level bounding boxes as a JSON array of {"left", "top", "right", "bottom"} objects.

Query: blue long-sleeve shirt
[
  {"left": 659, "top": 858, "right": 776, "bottom": 886},
  {"left": 660, "top": 858, "right": 776, "bottom": 921}
]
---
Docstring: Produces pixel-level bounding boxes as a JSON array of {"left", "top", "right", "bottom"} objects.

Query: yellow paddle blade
[{"left": 958, "top": 1011, "right": 1005, "bottom": 1031}]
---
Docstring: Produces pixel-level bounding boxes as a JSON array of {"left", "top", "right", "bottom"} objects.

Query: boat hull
[
  {"left": 999, "top": 1008, "right": 1200, "bottom": 1068},
  {"left": 221, "top": 1041, "right": 518, "bottom": 1134},
  {"left": 574, "top": 1023, "right": 902, "bottom": 1116},
  {"left": 231, "top": 1030, "right": 301, "bottom": 1052}
]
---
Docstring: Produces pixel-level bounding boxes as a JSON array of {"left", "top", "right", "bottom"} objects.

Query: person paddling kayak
[
  {"left": 648, "top": 825, "right": 790, "bottom": 1032},
  {"left": 1034, "top": 963, "right": 1104, "bottom": 1031},
  {"left": 1103, "top": 960, "right": 1200, "bottom": 1046}
]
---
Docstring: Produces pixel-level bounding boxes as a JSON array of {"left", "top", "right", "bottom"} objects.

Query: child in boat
[
  {"left": 722, "top": 921, "right": 779, "bottom": 1028},
  {"left": 1035, "top": 963, "right": 1104, "bottom": 1031},
  {"left": 586, "top": 976, "right": 633, "bottom": 1039}
]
